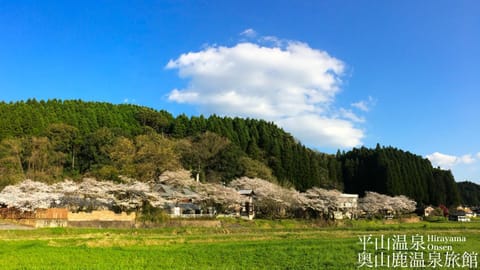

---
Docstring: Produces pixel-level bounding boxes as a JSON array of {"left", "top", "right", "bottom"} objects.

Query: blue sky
[{"left": 1, "top": 1, "right": 479, "bottom": 183}]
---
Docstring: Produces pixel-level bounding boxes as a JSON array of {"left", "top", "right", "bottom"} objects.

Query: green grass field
[{"left": 0, "top": 219, "right": 478, "bottom": 269}]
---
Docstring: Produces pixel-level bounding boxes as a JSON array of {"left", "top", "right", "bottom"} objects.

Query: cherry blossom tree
[
  {"left": 302, "top": 187, "right": 344, "bottom": 218},
  {"left": 359, "top": 191, "right": 416, "bottom": 217},
  {"left": 0, "top": 178, "right": 166, "bottom": 212},
  {"left": 158, "top": 170, "right": 242, "bottom": 212},
  {"left": 0, "top": 170, "right": 416, "bottom": 220},
  {"left": 229, "top": 177, "right": 305, "bottom": 218}
]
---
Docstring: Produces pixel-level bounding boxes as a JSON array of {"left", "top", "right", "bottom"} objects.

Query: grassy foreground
[{"left": 0, "top": 219, "right": 479, "bottom": 269}]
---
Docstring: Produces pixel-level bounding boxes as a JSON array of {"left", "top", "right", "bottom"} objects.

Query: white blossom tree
[
  {"left": 229, "top": 177, "right": 305, "bottom": 218},
  {"left": 358, "top": 191, "right": 416, "bottom": 217},
  {"left": 302, "top": 187, "right": 343, "bottom": 218},
  {"left": 158, "top": 170, "right": 242, "bottom": 212},
  {"left": 0, "top": 178, "right": 166, "bottom": 212},
  {"left": 0, "top": 170, "right": 417, "bottom": 221}
]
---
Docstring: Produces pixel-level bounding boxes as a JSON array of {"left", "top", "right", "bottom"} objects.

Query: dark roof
[
  {"left": 450, "top": 211, "right": 466, "bottom": 216},
  {"left": 178, "top": 203, "right": 201, "bottom": 211},
  {"left": 153, "top": 184, "right": 199, "bottom": 199},
  {"left": 154, "top": 184, "right": 176, "bottom": 197},
  {"left": 182, "top": 188, "right": 199, "bottom": 198}
]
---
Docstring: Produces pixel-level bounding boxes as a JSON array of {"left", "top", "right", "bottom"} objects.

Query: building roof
[
  {"left": 154, "top": 184, "right": 176, "bottom": 197},
  {"left": 182, "top": 188, "right": 199, "bottom": 198},
  {"left": 177, "top": 203, "right": 201, "bottom": 211},
  {"left": 238, "top": 189, "right": 255, "bottom": 196},
  {"left": 340, "top": 193, "right": 358, "bottom": 198},
  {"left": 450, "top": 211, "right": 466, "bottom": 217},
  {"left": 154, "top": 184, "right": 200, "bottom": 199}
]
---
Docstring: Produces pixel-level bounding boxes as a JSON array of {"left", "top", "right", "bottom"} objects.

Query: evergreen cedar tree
[
  {"left": 0, "top": 99, "right": 475, "bottom": 207},
  {"left": 457, "top": 181, "right": 480, "bottom": 206}
]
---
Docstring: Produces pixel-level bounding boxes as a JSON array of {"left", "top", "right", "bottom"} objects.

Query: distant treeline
[
  {"left": 0, "top": 99, "right": 478, "bottom": 206},
  {"left": 457, "top": 181, "right": 480, "bottom": 206},
  {"left": 0, "top": 99, "right": 342, "bottom": 191},
  {"left": 338, "top": 146, "right": 462, "bottom": 207}
]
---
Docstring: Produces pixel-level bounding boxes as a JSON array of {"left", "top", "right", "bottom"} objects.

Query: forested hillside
[
  {"left": 0, "top": 99, "right": 342, "bottom": 191},
  {"left": 338, "top": 145, "right": 461, "bottom": 206},
  {"left": 0, "top": 99, "right": 473, "bottom": 207},
  {"left": 457, "top": 181, "right": 480, "bottom": 206}
]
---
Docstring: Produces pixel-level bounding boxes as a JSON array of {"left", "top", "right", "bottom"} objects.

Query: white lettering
[{"left": 427, "top": 244, "right": 453, "bottom": 251}]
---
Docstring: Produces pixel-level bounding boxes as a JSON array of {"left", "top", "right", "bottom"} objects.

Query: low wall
[
  {"left": 384, "top": 216, "right": 420, "bottom": 224},
  {"left": 0, "top": 208, "right": 68, "bottom": 228},
  {"left": 2, "top": 218, "right": 67, "bottom": 228},
  {"left": 36, "top": 208, "right": 68, "bottom": 219},
  {"left": 139, "top": 220, "right": 221, "bottom": 228},
  {"left": 0, "top": 209, "right": 137, "bottom": 228},
  {"left": 68, "top": 220, "right": 135, "bottom": 228},
  {"left": 67, "top": 210, "right": 136, "bottom": 228},
  {"left": 4, "top": 218, "right": 36, "bottom": 227},
  {"left": 35, "top": 219, "right": 68, "bottom": 228},
  {"left": 0, "top": 208, "right": 35, "bottom": 219},
  {"left": 68, "top": 210, "right": 136, "bottom": 221}
]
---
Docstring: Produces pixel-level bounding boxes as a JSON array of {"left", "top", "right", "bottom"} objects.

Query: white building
[{"left": 333, "top": 193, "right": 359, "bottom": 220}]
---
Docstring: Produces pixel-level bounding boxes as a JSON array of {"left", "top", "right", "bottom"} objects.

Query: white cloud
[
  {"left": 166, "top": 36, "right": 366, "bottom": 148},
  {"left": 426, "top": 152, "right": 477, "bottom": 169},
  {"left": 123, "top": 98, "right": 136, "bottom": 104},
  {"left": 338, "top": 108, "right": 365, "bottom": 123},
  {"left": 240, "top": 28, "right": 257, "bottom": 38},
  {"left": 351, "top": 101, "right": 369, "bottom": 112},
  {"left": 260, "top": 36, "right": 283, "bottom": 47},
  {"left": 277, "top": 115, "right": 363, "bottom": 148},
  {"left": 352, "top": 96, "right": 376, "bottom": 112},
  {"left": 426, "top": 152, "right": 458, "bottom": 168},
  {"left": 460, "top": 154, "right": 475, "bottom": 164}
]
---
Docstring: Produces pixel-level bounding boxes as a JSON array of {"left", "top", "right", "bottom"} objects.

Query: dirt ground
[{"left": 0, "top": 221, "right": 34, "bottom": 230}]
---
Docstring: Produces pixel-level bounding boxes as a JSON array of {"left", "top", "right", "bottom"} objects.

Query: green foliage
[
  {"left": 138, "top": 201, "right": 170, "bottom": 224},
  {"left": 205, "top": 143, "right": 245, "bottom": 183},
  {"left": 135, "top": 107, "right": 173, "bottom": 134},
  {"left": 0, "top": 99, "right": 474, "bottom": 208},
  {"left": 0, "top": 100, "right": 143, "bottom": 140},
  {"left": 134, "top": 133, "right": 181, "bottom": 181},
  {"left": 106, "top": 136, "right": 136, "bottom": 177},
  {"left": 338, "top": 146, "right": 461, "bottom": 207},
  {"left": 0, "top": 99, "right": 344, "bottom": 190},
  {"left": 96, "top": 165, "right": 120, "bottom": 182},
  {"left": 457, "top": 181, "right": 480, "bottom": 206},
  {"left": 239, "top": 156, "right": 276, "bottom": 182},
  {"left": 23, "top": 136, "right": 64, "bottom": 183},
  {"left": 0, "top": 138, "right": 25, "bottom": 188},
  {"left": 432, "top": 168, "right": 461, "bottom": 206}
]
